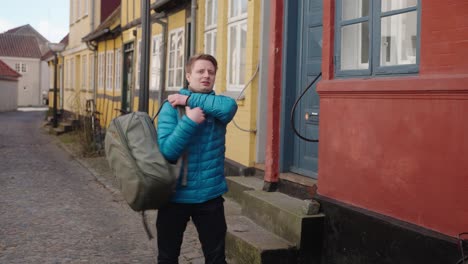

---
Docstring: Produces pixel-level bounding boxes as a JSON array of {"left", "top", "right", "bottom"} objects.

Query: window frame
[
  {"left": 71, "top": 58, "right": 75, "bottom": 90},
  {"left": 166, "top": 27, "right": 185, "bottom": 91},
  {"left": 204, "top": 0, "right": 218, "bottom": 56},
  {"left": 89, "top": 54, "right": 95, "bottom": 92},
  {"left": 335, "top": 0, "right": 420, "bottom": 77},
  {"left": 150, "top": 35, "right": 163, "bottom": 91},
  {"left": 106, "top": 50, "right": 114, "bottom": 91},
  {"left": 98, "top": 52, "right": 105, "bottom": 90},
  {"left": 115, "top": 49, "right": 121, "bottom": 91},
  {"left": 227, "top": 0, "right": 248, "bottom": 92},
  {"left": 136, "top": 40, "right": 141, "bottom": 90},
  {"left": 81, "top": 55, "right": 87, "bottom": 90}
]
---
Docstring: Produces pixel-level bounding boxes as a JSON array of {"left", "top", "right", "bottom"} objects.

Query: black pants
[{"left": 156, "top": 196, "right": 227, "bottom": 264}]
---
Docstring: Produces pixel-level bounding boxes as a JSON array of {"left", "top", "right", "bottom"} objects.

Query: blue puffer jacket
[{"left": 157, "top": 88, "right": 238, "bottom": 203}]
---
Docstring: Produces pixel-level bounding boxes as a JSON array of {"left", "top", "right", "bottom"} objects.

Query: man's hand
[
  {"left": 186, "top": 106, "right": 205, "bottom": 124},
  {"left": 168, "top": 94, "right": 189, "bottom": 107}
]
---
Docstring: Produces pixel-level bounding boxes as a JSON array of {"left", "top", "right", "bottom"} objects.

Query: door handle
[{"left": 305, "top": 112, "right": 318, "bottom": 120}]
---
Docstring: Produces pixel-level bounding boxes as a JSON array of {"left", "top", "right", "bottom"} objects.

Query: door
[
  {"left": 122, "top": 43, "right": 134, "bottom": 113},
  {"left": 290, "top": 0, "right": 323, "bottom": 178}
]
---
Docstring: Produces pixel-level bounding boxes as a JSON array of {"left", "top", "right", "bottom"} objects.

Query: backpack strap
[
  {"left": 176, "top": 106, "right": 188, "bottom": 187},
  {"left": 141, "top": 211, "right": 153, "bottom": 240}
]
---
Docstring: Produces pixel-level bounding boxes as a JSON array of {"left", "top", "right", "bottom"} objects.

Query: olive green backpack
[{"left": 104, "top": 107, "right": 183, "bottom": 239}]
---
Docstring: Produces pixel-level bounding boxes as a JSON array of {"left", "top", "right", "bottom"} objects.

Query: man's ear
[{"left": 186, "top": 73, "right": 191, "bottom": 82}]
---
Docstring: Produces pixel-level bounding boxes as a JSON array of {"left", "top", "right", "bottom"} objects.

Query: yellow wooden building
[{"left": 82, "top": 0, "right": 263, "bottom": 172}]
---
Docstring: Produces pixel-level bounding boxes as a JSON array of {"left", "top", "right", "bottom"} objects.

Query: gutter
[{"left": 190, "top": 0, "right": 196, "bottom": 56}]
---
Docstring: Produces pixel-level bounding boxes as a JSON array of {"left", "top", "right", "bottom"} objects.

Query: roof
[
  {"left": 0, "top": 59, "right": 21, "bottom": 81},
  {"left": 83, "top": 6, "right": 121, "bottom": 42},
  {"left": 3, "top": 24, "right": 49, "bottom": 43},
  {"left": 41, "top": 34, "right": 69, "bottom": 61},
  {"left": 0, "top": 34, "right": 43, "bottom": 58}
]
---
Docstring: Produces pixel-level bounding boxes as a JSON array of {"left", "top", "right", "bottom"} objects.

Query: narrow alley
[{"left": 0, "top": 110, "right": 203, "bottom": 264}]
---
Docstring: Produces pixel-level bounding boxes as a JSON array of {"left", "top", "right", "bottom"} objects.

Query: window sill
[
  {"left": 221, "top": 90, "right": 245, "bottom": 100},
  {"left": 317, "top": 74, "right": 468, "bottom": 94}
]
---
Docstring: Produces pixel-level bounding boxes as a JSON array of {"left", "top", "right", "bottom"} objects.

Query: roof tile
[
  {"left": 0, "top": 34, "right": 43, "bottom": 58},
  {"left": 0, "top": 59, "right": 21, "bottom": 80}
]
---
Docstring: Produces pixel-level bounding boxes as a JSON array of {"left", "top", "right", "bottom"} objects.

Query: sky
[{"left": 0, "top": 0, "right": 70, "bottom": 43}]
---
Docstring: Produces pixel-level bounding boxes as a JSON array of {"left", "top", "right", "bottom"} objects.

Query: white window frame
[
  {"left": 70, "top": 0, "right": 74, "bottom": 24},
  {"left": 136, "top": 40, "right": 141, "bottom": 90},
  {"left": 151, "top": 35, "right": 163, "bottom": 91},
  {"left": 115, "top": 49, "right": 121, "bottom": 91},
  {"left": 89, "top": 54, "right": 95, "bottom": 91},
  {"left": 204, "top": 0, "right": 218, "bottom": 56},
  {"left": 98, "top": 52, "right": 105, "bottom": 90},
  {"left": 71, "top": 58, "right": 75, "bottom": 90},
  {"left": 83, "top": 0, "right": 88, "bottom": 17},
  {"left": 15, "top": 63, "right": 20, "bottom": 72},
  {"left": 81, "top": 55, "right": 87, "bottom": 90},
  {"left": 106, "top": 50, "right": 114, "bottom": 91},
  {"left": 167, "top": 28, "right": 185, "bottom": 91},
  {"left": 21, "top": 63, "right": 27, "bottom": 73},
  {"left": 76, "top": 0, "right": 80, "bottom": 22},
  {"left": 227, "top": 0, "right": 248, "bottom": 91}
]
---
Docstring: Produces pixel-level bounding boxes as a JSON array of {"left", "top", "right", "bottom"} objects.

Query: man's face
[{"left": 186, "top": 59, "right": 216, "bottom": 93}]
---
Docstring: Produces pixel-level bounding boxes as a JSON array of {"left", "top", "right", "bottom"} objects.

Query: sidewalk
[{"left": 55, "top": 134, "right": 206, "bottom": 264}]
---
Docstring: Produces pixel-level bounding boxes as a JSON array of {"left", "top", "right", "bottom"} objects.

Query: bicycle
[{"left": 85, "top": 99, "right": 103, "bottom": 153}]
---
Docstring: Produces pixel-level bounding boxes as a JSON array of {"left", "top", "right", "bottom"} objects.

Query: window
[
  {"left": 89, "top": 54, "right": 95, "bottom": 91},
  {"left": 83, "top": 0, "right": 88, "bottom": 17},
  {"left": 115, "top": 49, "right": 121, "bottom": 91},
  {"left": 71, "top": 58, "right": 75, "bottom": 89},
  {"left": 106, "top": 50, "right": 114, "bottom": 90},
  {"left": 167, "top": 28, "right": 185, "bottom": 90},
  {"left": 66, "top": 59, "right": 70, "bottom": 88},
  {"left": 98, "top": 52, "right": 105, "bottom": 89},
  {"left": 76, "top": 0, "right": 80, "bottom": 21},
  {"left": 336, "top": 0, "right": 419, "bottom": 76},
  {"left": 204, "top": 0, "right": 218, "bottom": 56},
  {"left": 81, "top": 55, "right": 87, "bottom": 90},
  {"left": 227, "top": 0, "right": 248, "bottom": 91},
  {"left": 151, "top": 35, "right": 163, "bottom": 91},
  {"left": 70, "top": 0, "right": 74, "bottom": 24},
  {"left": 12, "top": 62, "right": 26, "bottom": 73},
  {"left": 136, "top": 40, "right": 141, "bottom": 90}
]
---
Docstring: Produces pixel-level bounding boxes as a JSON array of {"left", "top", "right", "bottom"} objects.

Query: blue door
[{"left": 288, "top": 0, "right": 323, "bottom": 178}]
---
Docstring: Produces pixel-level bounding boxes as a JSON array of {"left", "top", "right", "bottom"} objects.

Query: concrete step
[
  {"left": 226, "top": 215, "right": 297, "bottom": 264},
  {"left": 224, "top": 198, "right": 297, "bottom": 264},
  {"left": 50, "top": 126, "right": 66, "bottom": 135},
  {"left": 225, "top": 176, "right": 324, "bottom": 263},
  {"left": 225, "top": 176, "right": 264, "bottom": 205}
]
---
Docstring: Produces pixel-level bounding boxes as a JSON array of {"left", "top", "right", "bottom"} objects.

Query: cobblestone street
[{"left": 0, "top": 110, "right": 203, "bottom": 264}]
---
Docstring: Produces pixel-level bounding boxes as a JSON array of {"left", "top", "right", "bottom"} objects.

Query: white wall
[
  {"left": 0, "top": 79, "right": 18, "bottom": 112},
  {"left": 0, "top": 56, "right": 42, "bottom": 106}
]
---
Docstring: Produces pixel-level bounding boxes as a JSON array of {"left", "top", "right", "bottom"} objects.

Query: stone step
[
  {"left": 50, "top": 126, "right": 66, "bottom": 135},
  {"left": 58, "top": 122, "right": 73, "bottom": 132},
  {"left": 226, "top": 215, "right": 297, "bottom": 264},
  {"left": 225, "top": 176, "right": 325, "bottom": 263},
  {"left": 225, "top": 176, "right": 264, "bottom": 205}
]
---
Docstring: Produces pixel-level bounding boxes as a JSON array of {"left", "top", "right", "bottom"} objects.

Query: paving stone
[{"left": 0, "top": 110, "right": 205, "bottom": 264}]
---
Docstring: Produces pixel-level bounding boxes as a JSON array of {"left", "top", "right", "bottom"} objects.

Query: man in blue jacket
[{"left": 156, "top": 54, "right": 238, "bottom": 264}]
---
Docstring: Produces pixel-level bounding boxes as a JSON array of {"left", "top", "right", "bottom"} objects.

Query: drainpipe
[
  {"left": 154, "top": 18, "right": 168, "bottom": 108},
  {"left": 264, "top": 0, "right": 284, "bottom": 191},
  {"left": 190, "top": 0, "right": 197, "bottom": 56},
  {"left": 139, "top": 0, "right": 151, "bottom": 112}
]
